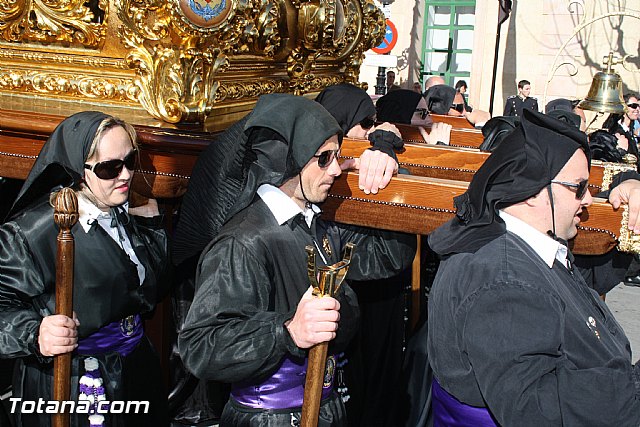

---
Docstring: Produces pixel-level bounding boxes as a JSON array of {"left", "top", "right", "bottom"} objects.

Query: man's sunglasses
[
  {"left": 551, "top": 179, "right": 589, "bottom": 199},
  {"left": 84, "top": 150, "right": 137, "bottom": 180},
  {"left": 314, "top": 149, "right": 340, "bottom": 168},
  {"left": 627, "top": 103, "right": 639, "bottom": 109},
  {"left": 359, "top": 116, "right": 375, "bottom": 130},
  {"left": 451, "top": 103, "right": 465, "bottom": 113}
]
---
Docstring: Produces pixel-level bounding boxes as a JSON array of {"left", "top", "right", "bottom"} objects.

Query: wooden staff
[
  {"left": 301, "top": 245, "right": 354, "bottom": 427},
  {"left": 302, "top": 341, "right": 330, "bottom": 427},
  {"left": 52, "top": 188, "right": 78, "bottom": 427}
]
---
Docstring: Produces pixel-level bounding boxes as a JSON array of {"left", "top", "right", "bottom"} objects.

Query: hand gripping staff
[{"left": 300, "top": 243, "right": 355, "bottom": 427}]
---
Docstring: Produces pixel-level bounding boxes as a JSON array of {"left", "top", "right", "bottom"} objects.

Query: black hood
[
  {"left": 429, "top": 109, "right": 590, "bottom": 256},
  {"left": 9, "top": 111, "right": 110, "bottom": 218},
  {"left": 315, "top": 83, "right": 376, "bottom": 135},
  {"left": 172, "top": 94, "right": 342, "bottom": 265}
]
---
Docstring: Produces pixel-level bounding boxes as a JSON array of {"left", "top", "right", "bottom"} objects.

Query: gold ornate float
[{"left": 0, "top": 0, "right": 385, "bottom": 128}]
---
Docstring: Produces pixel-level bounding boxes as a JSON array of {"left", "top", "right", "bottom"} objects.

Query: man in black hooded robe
[
  {"left": 426, "top": 109, "right": 640, "bottom": 426},
  {"left": 177, "top": 94, "right": 416, "bottom": 426}
]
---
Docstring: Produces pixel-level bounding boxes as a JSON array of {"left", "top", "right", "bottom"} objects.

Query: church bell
[{"left": 578, "top": 54, "right": 627, "bottom": 114}]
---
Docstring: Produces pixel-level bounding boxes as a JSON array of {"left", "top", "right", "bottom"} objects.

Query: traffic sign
[{"left": 371, "top": 19, "right": 398, "bottom": 55}]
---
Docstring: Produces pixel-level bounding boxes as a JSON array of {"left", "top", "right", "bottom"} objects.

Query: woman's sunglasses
[
  {"left": 84, "top": 150, "right": 137, "bottom": 180},
  {"left": 314, "top": 149, "right": 340, "bottom": 168},
  {"left": 551, "top": 179, "right": 589, "bottom": 199},
  {"left": 627, "top": 103, "right": 639, "bottom": 109},
  {"left": 451, "top": 103, "right": 465, "bottom": 113}
]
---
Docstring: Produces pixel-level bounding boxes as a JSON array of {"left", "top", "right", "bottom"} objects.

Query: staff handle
[
  {"left": 52, "top": 188, "right": 78, "bottom": 427},
  {"left": 301, "top": 341, "right": 329, "bottom": 427}
]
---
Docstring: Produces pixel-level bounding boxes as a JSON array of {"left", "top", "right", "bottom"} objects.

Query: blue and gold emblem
[
  {"left": 179, "top": 0, "right": 232, "bottom": 28},
  {"left": 323, "top": 355, "right": 336, "bottom": 388},
  {"left": 120, "top": 315, "right": 137, "bottom": 336}
]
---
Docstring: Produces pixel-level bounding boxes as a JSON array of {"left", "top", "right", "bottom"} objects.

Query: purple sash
[
  {"left": 231, "top": 354, "right": 335, "bottom": 410},
  {"left": 77, "top": 314, "right": 143, "bottom": 357},
  {"left": 432, "top": 378, "right": 499, "bottom": 427}
]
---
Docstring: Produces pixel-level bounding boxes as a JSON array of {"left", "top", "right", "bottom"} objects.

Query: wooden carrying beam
[
  {"left": 323, "top": 172, "right": 624, "bottom": 256},
  {"left": 429, "top": 114, "right": 476, "bottom": 129},
  {"left": 0, "top": 109, "right": 635, "bottom": 255},
  {"left": 340, "top": 138, "right": 632, "bottom": 196},
  {"left": 393, "top": 123, "right": 484, "bottom": 149}
]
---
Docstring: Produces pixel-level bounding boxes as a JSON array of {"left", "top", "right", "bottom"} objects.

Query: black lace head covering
[
  {"left": 588, "top": 129, "right": 626, "bottom": 163},
  {"left": 429, "top": 109, "right": 590, "bottom": 256},
  {"left": 545, "top": 98, "right": 582, "bottom": 129},
  {"left": 479, "top": 116, "right": 520, "bottom": 152},
  {"left": 315, "top": 83, "right": 376, "bottom": 135},
  {"left": 8, "top": 111, "right": 111, "bottom": 218},
  {"left": 172, "top": 94, "right": 342, "bottom": 265},
  {"left": 376, "top": 89, "right": 423, "bottom": 124},
  {"left": 424, "top": 84, "right": 456, "bottom": 115}
]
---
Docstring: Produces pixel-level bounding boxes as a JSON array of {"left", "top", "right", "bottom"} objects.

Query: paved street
[{"left": 606, "top": 283, "right": 640, "bottom": 361}]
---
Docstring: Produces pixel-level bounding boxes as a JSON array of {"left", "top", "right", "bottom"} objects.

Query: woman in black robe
[
  {"left": 0, "top": 111, "right": 170, "bottom": 427},
  {"left": 603, "top": 92, "right": 640, "bottom": 163}
]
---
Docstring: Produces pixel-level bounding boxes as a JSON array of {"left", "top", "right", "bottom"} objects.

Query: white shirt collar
[
  {"left": 618, "top": 119, "right": 630, "bottom": 132},
  {"left": 77, "top": 196, "right": 130, "bottom": 233},
  {"left": 499, "top": 210, "right": 568, "bottom": 268},
  {"left": 257, "top": 184, "right": 320, "bottom": 227}
]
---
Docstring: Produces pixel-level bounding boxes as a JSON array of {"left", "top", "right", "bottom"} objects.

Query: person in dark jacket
[
  {"left": 503, "top": 79, "right": 538, "bottom": 117},
  {"left": 0, "top": 111, "right": 170, "bottom": 427},
  {"left": 427, "top": 109, "right": 640, "bottom": 426},
  {"left": 177, "top": 94, "right": 416, "bottom": 426},
  {"left": 603, "top": 92, "right": 640, "bottom": 165}
]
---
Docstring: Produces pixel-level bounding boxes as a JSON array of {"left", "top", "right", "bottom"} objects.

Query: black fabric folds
[
  {"left": 429, "top": 109, "right": 590, "bottom": 256},
  {"left": 367, "top": 129, "right": 404, "bottom": 162},
  {"left": 589, "top": 129, "right": 627, "bottom": 163},
  {"left": 171, "top": 117, "right": 250, "bottom": 266},
  {"left": 172, "top": 94, "right": 342, "bottom": 266},
  {"left": 545, "top": 98, "right": 582, "bottom": 129},
  {"left": 424, "top": 85, "right": 456, "bottom": 115},
  {"left": 376, "top": 89, "right": 423, "bottom": 124},
  {"left": 479, "top": 116, "right": 520, "bottom": 152},
  {"left": 314, "top": 83, "right": 376, "bottom": 135},
  {"left": 9, "top": 111, "right": 110, "bottom": 218}
]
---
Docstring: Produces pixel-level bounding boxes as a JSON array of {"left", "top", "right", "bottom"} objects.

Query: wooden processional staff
[
  {"left": 301, "top": 243, "right": 355, "bottom": 427},
  {"left": 52, "top": 188, "right": 78, "bottom": 427}
]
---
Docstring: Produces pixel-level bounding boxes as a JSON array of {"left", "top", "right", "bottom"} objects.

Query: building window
[{"left": 421, "top": 0, "right": 476, "bottom": 87}]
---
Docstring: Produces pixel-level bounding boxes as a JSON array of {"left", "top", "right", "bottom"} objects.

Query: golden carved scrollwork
[
  {"left": 618, "top": 204, "right": 640, "bottom": 254},
  {"left": 0, "top": 0, "right": 385, "bottom": 124},
  {"left": 215, "top": 79, "right": 289, "bottom": 102},
  {"left": 596, "top": 158, "right": 637, "bottom": 192},
  {"left": 0, "top": 0, "right": 106, "bottom": 47},
  {"left": 287, "top": 0, "right": 384, "bottom": 94},
  {"left": 0, "top": 67, "right": 138, "bottom": 101},
  {"left": 340, "top": 0, "right": 385, "bottom": 83},
  {"left": 116, "top": 0, "right": 292, "bottom": 122}
]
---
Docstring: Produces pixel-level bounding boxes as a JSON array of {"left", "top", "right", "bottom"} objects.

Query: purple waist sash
[
  {"left": 432, "top": 378, "right": 499, "bottom": 427},
  {"left": 231, "top": 354, "right": 336, "bottom": 410},
  {"left": 77, "top": 314, "right": 143, "bottom": 357}
]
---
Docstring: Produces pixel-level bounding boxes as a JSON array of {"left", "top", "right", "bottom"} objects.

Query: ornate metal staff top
[{"left": 305, "top": 242, "right": 355, "bottom": 297}]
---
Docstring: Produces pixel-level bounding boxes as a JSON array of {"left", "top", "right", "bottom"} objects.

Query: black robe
[
  {"left": 427, "top": 231, "right": 640, "bottom": 426},
  {"left": 0, "top": 197, "right": 170, "bottom": 427},
  {"left": 178, "top": 197, "right": 416, "bottom": 416}
]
